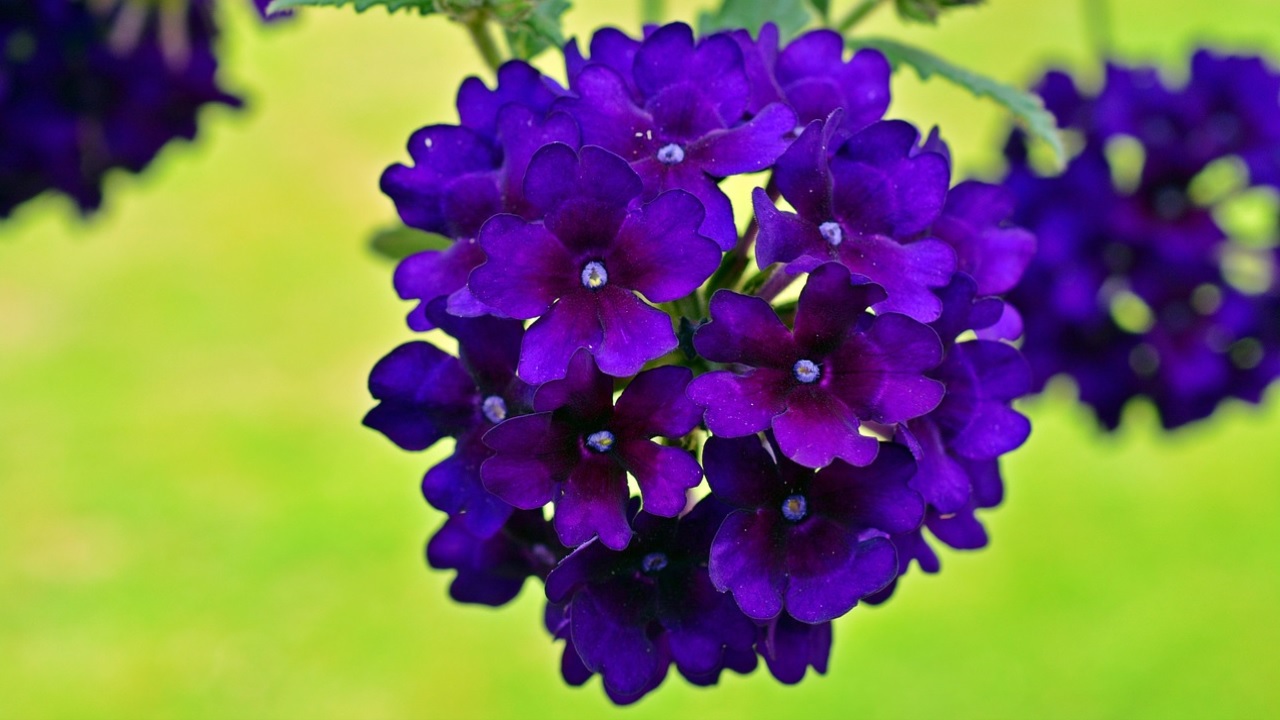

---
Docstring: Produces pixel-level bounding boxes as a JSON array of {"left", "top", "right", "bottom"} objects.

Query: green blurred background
[{"left": 3, "top": 1, "right": 1279, "bottom": 717}]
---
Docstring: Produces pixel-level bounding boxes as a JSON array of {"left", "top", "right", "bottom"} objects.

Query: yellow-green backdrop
[{"left": 2, "top": 1, "right": 1279, "bottom": 717}]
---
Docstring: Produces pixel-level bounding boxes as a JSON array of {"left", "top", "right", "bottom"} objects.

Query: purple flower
[
  {"left": 903, "top": 275, "right": 1031, "bottom": 513},
  {"left": 381, "top": 61, "right": 578, "bottom": 329},
  {"left": 755, "top": 116, "right": 957, "bottom": 321},
  {"left": 558, "top": 22, "right": 798, "bottom": 249},
  {"left": 931, "top": 181, "right": 1036, "bottom": 297},
  {"left": 688, "top": 262, "right": 945, "bottom": 468},
  {"left": 426, "top": 509, "right": 564, "bottom": 607},
  {"left": 363, "top": 300, "right": 529, "bottom": 538},
  {"left": 759, "top": 614, "right": 832, "bottom": 684},
  {"left": 1003, "top": 56, "right": 1280, "bottom": 429},
  {"left": 703, "top": 434, "right": 923, "bottom": 622},
  {"left": 1, "top": 0, "right": 240, "bottom": 217},
  {"left": 544, "top": 498, "right": 757, "bottom": 699},
  {"left": 481, "top": 351, "right": 703, "bottom": 549},
  {"left": 731, "top": 25, "right": 891, "bottom": 143},
  {"left": 469, "top": 143, "right": 721, "bottom": 383}
]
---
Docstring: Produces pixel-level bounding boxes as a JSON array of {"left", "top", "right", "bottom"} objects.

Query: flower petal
[
  {"left": 694, "top": 290, "right": 796, "bottom": 366},
  {"left": 708, "top": 509, "right": 786, "bottom": 620},
  {"left": 595, "top": 286, "right": 678, "bottom": 378},
  {"left": 702, "top": 434, "right": 782, "bottom": 509},
  {"left": 472, "top": 214, "right": 574, "bottom": 319},
  {"left": 772, "top": 387, "right": 879, "bottom": 468},
  {"left": 518, "top": 293, "right": 603, "bottom": 385},
  {"left": 608, "top": 190, "right": 721, "bottom": 300},
  {"left": 554, "top": 453, "right": 632, "bottom": 549},
  {"left": 612, "top": 365, "right": 701, "bottom": 438},
  {"left": 617, "top": 438, "right": 702, "bottom": 517},
  {"left": 687, "top": 368, "right": 790, "bottom": 438}
]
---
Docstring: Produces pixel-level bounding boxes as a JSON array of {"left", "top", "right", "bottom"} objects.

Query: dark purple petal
[
  {"left": 531, "top": 349, "right": 615, "bottom": 419},
  {"left": 394, "top": 240, "right": 488, "bottom": 331},
  {"left": 481, "top": 412, "right": 573, "bottom": 508},
  {"left": 754, "top": 189, "right": 823, "bottom": 268},
  {"left": 426, "top": 515, "right": 529, "bottom": 606},
  {"left": 570, "top": 583, "right": 662, "bottom": 697},
  {"left": 928, "top": 508, "right": 989, "bottom": 550},
  {"left": 565, "top": 28, "right": 641, "bottom": 91},
  {"left": 617, "top": 438, "right": 702, "bottom": 517},
  {"left": 729, "top": 24, "right": 785, "bottom": 114},
  {"left": 772, "top": 388, "right": 879, "bottom": 468},
  {"left": 557, "top": 65, "right": 654, "bottom": 161},
  {"left": 785, "top": 529, "right": 896, "bottom": 623},
  {"left": 657, "top": 166, "right": 739, "bottom": 250},
  {"left": 761, "top": 614, "right": 832, "bottom": 684},
  {"left": 457, "top": 60, "right": 563, "bottom": 139},
  {"left": 612, "top": 365, "right": 702, "bottom": 438},
  {"left": 422, "top": 434, "right": 513, "bottom": 539},
  {"left": 832, "top": 120, "right": 950, "bottom": 237},
  {"left": 555, "top": 454, "right": 632, "bottom": 549},
  {"left": 776, "top": 31, "right": 890, "bottom": 136},
  {"left": 544, "top": 539, "right": 618, "bottom": 603},
  {"left": 634, "top": 25, "right": 749, "bottom": 123},
  {"left": 517, "top": 295, "right": 603, "bottom": 385},
  {"left": 594, "top": 287, "right": 679, "bottom": 378},
  {"left": 471, "top": 214, "right": 574, "bottom": 318},
  {"left": 933, "top": 181, "right": 1036, "bottom": 296},
  {"left": 425, "top": 299, "right": 525, "bottom": 395},
  {"left": 827, "top": 313, "right": 945, "bottom": 422},
  {"left": 688, "top": 369, "right": 790, "bottom": 438},
  {"left": 381, "top": 125, "right": 500, "bottom": 236},
  {"left": 793, "top": 262, "right": 886, "bottom": 356},
  {"left": 363, "top": 342, "right": 476, "bottom": 451},
  {"left": 709, "top": 509, "right": 786, "bottom": 620},
  {"left": 694, "top": 290, "right": 797, "bottom": 366},
  {"left": 937, "top": 341, "right": 1033, "bottom": 459},
  {"left": 693, "top": 102, "right": 798, "bottom": 177},
  {"left": 702, "top": 434, "right": 782, "bottom": 510},
  {"left": 810, "top": 444, "right": 924, "bottom": 533},
  {"left": 535, "top": 145, "right": 644, "bottom": 253},
  {"left": 773, "top": 119, "right": 834, "bottom": 221},
  {"left": 608, "top": 190, "right": 720, "bottom": 301},
  {"left": 837, "top": 235, "right": 956, "bottom": 321},
  {"left": 900, "top": 420, "right": 972, "bottom": 514}
]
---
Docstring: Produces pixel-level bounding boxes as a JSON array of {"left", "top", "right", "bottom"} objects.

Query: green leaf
[
  {"left": 697, "top": 0, "right": 812, "bottom": 40},
  {"left": 852, "top": 37, "right": 1066, "bottom": 168},
  {"left": 808, "top": 0, "right": 831, "bottom": 21},
  {"left": 893, "top": 0, "right": 983, "bottom": 24},
  {"left": 499, "top": 0, "right": 570, "bottom": 60},
  {"left": 266, "top": 0, "right": 439, "bottom": 13},
  {"left": 369, "top": 226, "right": 452, "bottom": 261}
]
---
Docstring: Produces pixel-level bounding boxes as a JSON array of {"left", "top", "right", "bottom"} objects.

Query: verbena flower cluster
[
  {"left": 1003, "top": 51, "right": 1280, "bottom": 429},
  {"left": 0, "top": 0, "right": 244, "bottom": 218},
  {"left": 366, "top": 22, "right": 1035, "bottom": 703}
]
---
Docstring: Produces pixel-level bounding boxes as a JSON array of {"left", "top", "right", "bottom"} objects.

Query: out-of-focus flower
[
  {"left": 1004, "top": 52, "right": 1280, "bottom": 429},
  {"left": 0, "top": 0, "right": 240, "bottom": 217}
]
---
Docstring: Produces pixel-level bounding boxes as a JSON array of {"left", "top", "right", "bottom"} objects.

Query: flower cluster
[
  {"left": 367, "top": 22, "right": 1034, "bottom": 703},
  {"left": 0, "top": 0, "right": 244, "bottom": 218},
  {"left": 1002, "top": 51, "right": 1280, "bottom": 429}
]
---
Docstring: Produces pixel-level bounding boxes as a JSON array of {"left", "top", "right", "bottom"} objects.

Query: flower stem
[
  {"left": 756, "top": 267, "right": 799, "bottom": 302},
  {"left": 1082, "top": 0, "right": 1113, "bottom": 56},
  {"left": 640, "top": 0, "right": 665, "bottom": 25},
  {"left": 837, "top": 0, "right": 887, "bottom": 32},
  {"left": 463, "top": 14, "right": 503, "bottom": 73}
]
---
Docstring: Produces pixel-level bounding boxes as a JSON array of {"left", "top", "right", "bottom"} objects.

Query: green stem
[
  {"left": 837, "top": 0, "right": 887, "bottom": 33},
  {"left": 640, "top": 0, "right": 665, "bottom": 25},
  {"left": 1082, "top": 0, "right": 1112, "bottom": 56},
  {"left": 463, "top": 14, "right": 503, "bottom": 73}
]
